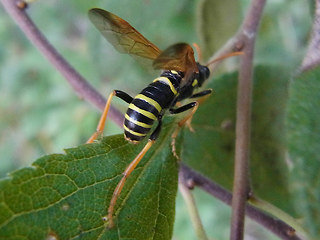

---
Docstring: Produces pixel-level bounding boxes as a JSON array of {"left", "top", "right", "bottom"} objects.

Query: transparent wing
[
  {"left": 153, "top": 43, "right": 198, "bottom": 82},
  {"left": 88, "top": 8, "right": 161, "bottom": 61}
]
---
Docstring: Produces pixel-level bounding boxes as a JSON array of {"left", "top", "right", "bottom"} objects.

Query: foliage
[
  {"left": 0, "top": 121, "right": 178, "bottom": 240},
  {"left": 287, "top": 68, "right": 320, "bottom": 238},
  {"left": 183, "top": 66, "right": 293, "bottom": 214},
  {"left": 0, "top": 0, "right": 317, "bottom": 239}
]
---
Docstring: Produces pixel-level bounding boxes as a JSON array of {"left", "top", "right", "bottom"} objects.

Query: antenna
[{"left": 206, "top": 51, "right": 243, "bottom": 66}]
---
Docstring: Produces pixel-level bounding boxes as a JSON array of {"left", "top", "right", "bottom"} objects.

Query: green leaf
[
  {"left": 0, "top": 118, "right": 179, "bottom": 240},
  {"left": 196, "top": 0, "right": 240, "bottom": 58},
  {"left": 287, "top": 68, "right": 320, "bottom": 238},
  {"left": 182, "top": 65, "right": 295, "bottom": 214}
]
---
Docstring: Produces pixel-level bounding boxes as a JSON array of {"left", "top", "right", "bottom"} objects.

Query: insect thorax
[{"left": 176, "top": 63, "right": 210, "bottom": 102}]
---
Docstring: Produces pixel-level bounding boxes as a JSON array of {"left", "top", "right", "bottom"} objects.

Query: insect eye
[{"left": 201, "top": 66, "right": 210, "bottom": 79}]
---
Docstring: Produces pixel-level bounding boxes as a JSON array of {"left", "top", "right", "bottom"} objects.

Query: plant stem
[
  {"left": 1, "top": 0, "right": 124, "bottom": 127},
  {"left": 248, "top": 195, "right": 308, "bottom": 239},
  {"left": 299, "top": 0, "right": 320, "bottom": 72},
  {"left": 179, "top": 172, "right": 210, "bottom": 240},
  {"left": 228, "top": 1, "right": 266, "bottom": 239},
  {"left": 180, "top": 164, "right": 302, "bottom": 240}
]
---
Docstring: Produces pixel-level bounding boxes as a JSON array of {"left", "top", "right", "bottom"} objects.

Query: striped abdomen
[{"left": 124, "top": 71, "right": 181, "bottom": 142}]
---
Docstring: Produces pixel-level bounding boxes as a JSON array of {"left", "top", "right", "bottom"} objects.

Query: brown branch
[
  {"left": 1, "top": 0, "right": 124, "bottom": 127},
  {"left": 229, "top": 0, "right": 266, "bottom": 239},
  {"left": 299, "top": 0, "right": 320, "bottom": 72},
  {"left": 205, "top": 1, "right": 266, "bottom": 239},
  {"left": 180, "top": 164, "right": 302, "bottom": 240}
]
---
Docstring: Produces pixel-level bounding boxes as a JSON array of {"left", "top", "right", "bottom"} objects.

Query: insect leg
[
  {"left": 184, "top": 89, "right": 213, "bottom": 128},
  {"left": 170, "top": 90, "right": 213, "bottom": 158},
  {"left": 105, "top": 119, "right": 162, "bottom": 228},
  {"left": 170, "top": 102, "right": 199, "bottom": 158},
  {"left": 87, "top": 90, "right": 133, "bottom": 143},
  {"left": 170, "top": 102, "right": 199, "bottom": 127},
  {"left": 190, "top": 89, "right": 212, "bottom": 99}
]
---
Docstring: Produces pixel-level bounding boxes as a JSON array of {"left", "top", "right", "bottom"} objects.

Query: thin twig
[
  {"left": 179, "top": 171, "right": 210, "bottom": 240},
  {"left": 180, "top": 164, "right": 302, "bottom": 240},
  {"left": 227, "top": 1, "right": 266, "bottom": 239},
  {"left": 248, "top": 195, "right": 308, "bottom": 238},
  {"left": 205, "top": 0, "right": 267, "bottom": 239},
  {"left": 1, "top": 0, "right": 123, "bottom": 127},
  {"left": 299, "top": 0, "right": 320, "bottom": 72}
]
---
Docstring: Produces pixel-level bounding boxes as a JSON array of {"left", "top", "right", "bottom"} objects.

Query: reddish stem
[{"left": 1, "top": 0, "right": 124, "bottom": 127}]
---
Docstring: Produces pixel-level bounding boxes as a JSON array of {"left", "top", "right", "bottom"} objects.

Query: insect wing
[
  {"left": 88, "top": 8, "right": 161, "bottom": 60},
  {"left": 152, "top": 43, "right": 198, "bottom": 72},
  {"left": 153, "top": 43, "right": 198, "bottom": 83}
]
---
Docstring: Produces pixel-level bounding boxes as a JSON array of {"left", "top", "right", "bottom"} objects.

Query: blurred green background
[{"left": 0, "top": 0, "right": 311, "bottom": 239}]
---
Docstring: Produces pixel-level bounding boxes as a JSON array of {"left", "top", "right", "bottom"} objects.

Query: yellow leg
[
  {"left": 104, "top": 140, "right": 155, "bottom": 228},
  {"left": 171, "top": 127, "right": 181, "bottom": 160},
  {"left": 186, "top": 89, "right": 213, "bottom": 131},
  {"left": 87, "top": 91, "right": 117, "bottom": 143},
  {"left": 185, "top": 92, "right": 212, "bottom": 132},
  {"left": 171, "top": 103, "right": 199, "bottom": 159},
  {"left": 171, "top": 89, "right": 213, "bottom": 158}
]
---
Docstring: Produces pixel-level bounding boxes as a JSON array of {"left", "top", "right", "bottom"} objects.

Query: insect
[{"left": 87, "top": 8, "right": 241, "bottom": 228}]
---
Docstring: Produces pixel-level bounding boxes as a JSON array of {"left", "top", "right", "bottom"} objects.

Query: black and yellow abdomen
[{"left": 124, "top": 71, "right": 182, "bottom": 142}]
